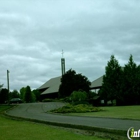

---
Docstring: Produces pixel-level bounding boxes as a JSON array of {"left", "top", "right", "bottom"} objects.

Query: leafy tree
[
  {"left": 24, "top": 86, "right": 32, "bottom": 103},
  {"left": 20, "top": 86, "right": 36, "bottom": 103},
  {"left": 32, "top": 89, "right": 40, "bottom": 101},
  {"left": 0, "top": 85, "right": 8, "bottom": 104},
  {"left": 59, "top": 69, "right": 91, "bottom": 98},
  {"left": 10, "top": 90, "right": 20, "bottom": 99},
  {"left": 122, "top": 55, "right": 140, "bottom": 105},
  {"left": 99, "top": 55, "right": 123, "bottom": 104},
  {"left": 0, "top": 88, "right": 8, "bottom": 104},
  {"left": 31, "top": 92, "right": 36, "bottom": 102},
  {"left": 20, "top": 87, "right": 26, "bottom": 101}
]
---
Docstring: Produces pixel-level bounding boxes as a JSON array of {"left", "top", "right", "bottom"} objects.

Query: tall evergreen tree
[
  {"left": 100, "top": 55, "right": 123, "bottom": 104},
  {"left": 137, "top": 65, "right": 140, "bottom": 104},
  {"left": 24, "top": 86, "right": 32, "bottom": 103},
  {"left": 20, "top": 87, "right": 26, "bottom": 102}
]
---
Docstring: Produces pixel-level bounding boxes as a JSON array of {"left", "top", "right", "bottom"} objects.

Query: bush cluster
[
  {"left": 42, "top": 98, "right": 61, "bottom": 102},
  {"left": 70, "top": 90, "right": 87, "bottom": 104},
  {"left": 42, "top": 98, "right": 54, "bottom": 102},
  {"left": 50, "top": 104, "right": 101, "bottom": 113}
]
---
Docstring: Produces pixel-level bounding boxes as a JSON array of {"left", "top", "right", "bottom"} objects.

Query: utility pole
[{"left": 7, "top": 70, "right": 10, "bottom": 104}]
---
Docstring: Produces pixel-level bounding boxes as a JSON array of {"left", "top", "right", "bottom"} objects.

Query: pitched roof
[
  {"left": 90, "top": 76, "right": 103, "bottom": 89},
  {"left": 41, "top": 83, "right": 60, "bottom": 95},
  {"left": 38, "top": 76, "right": 61, "bottom": 95},
  {"left": 39, "top": 75, "right": 103, "bottom": 95}
]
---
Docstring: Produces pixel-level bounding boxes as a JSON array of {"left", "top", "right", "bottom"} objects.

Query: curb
[{"left": 4, "top": 111, "right": 126, "bottom": 137}]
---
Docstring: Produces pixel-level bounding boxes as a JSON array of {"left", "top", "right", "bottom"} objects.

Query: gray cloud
[{"left": 0, "top": 0, "right": 140, "bottom": 90}]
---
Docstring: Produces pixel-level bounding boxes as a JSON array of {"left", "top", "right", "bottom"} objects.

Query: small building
[{"left": 38, "top": 52, "right": 104, "bottom": 100}]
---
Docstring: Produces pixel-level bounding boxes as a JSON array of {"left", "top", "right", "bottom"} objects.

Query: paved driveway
[{"left": 6, "top": 102, "right": 140, "bottom": 131}]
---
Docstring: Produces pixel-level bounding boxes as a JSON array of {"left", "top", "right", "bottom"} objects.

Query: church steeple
[{"left": 61, "top": 50, "right": 65, "bottom": 76}]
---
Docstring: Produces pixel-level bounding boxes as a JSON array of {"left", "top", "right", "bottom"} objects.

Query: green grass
[
  {"left": 0, "top": 105, "right": 109, "bottom": 140},
  {"left": 0, "top": 105, "right": 13, "bottom": 113},
  {"left": 67, "top": 105, "right": 140, "bottom": 120}
]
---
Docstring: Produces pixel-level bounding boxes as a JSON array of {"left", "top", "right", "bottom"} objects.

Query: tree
[
  {"left": 0, "top": 84, "right": 3, "bottom": 90},
  {"left": 24, "top": 86, "right": 32, "bottom": 103},
  {"left": 122, "top": 55, "right": 140, "bottom": 105},
  {"left": 20, "top": 87, "right": 26, "bottom": 102},
  {"left": 10, "top": 90, "right": 20, "bottom": 99},
  {"left": 137, "top": 65, "right": 140, "bottom": 104},
  {"left": 0, "top": 84, "right": 8, "bottom": 104},
  {"left": 99, "top": 55, "right": 123, "bottom": 104},
  {"left": 0, "top": 88, "right": 8, "bottom": 104},
  {"left": 20, "top": 86, "right": 36, "bottom": 103},
  {"left": 31, "top": 92, "right": 36, "bottom": 102},
  {"left": 59, "top": 69, "right": 91, "bottom": 98},
  {"left": 88, "top": 91, "right": 97, "bottom": 100},
  {"left": 32, "top": 89, "right": 40, "bottom": 101}
]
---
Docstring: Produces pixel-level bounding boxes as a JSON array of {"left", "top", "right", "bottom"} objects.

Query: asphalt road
[{"left": 6, "top": 102, "right": 140, "bottom": 131}]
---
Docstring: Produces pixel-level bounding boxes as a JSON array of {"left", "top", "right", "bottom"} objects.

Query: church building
[{"left": 38, "top": 51, "right": 103, "bottom": 100}]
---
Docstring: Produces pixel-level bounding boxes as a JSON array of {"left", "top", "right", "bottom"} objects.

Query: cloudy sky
[{"left": 0, "top": 0, "right": 140, "bottom": 91}]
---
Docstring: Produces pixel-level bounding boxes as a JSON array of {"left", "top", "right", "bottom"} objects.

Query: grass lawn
[
  {"left": 67, "top": 105, "right": 140, "bottom": 120},
  {"left": 0, "top": 105, "right": 13, "bottom": 113},
  {"left": 0, "top": 105, "right": 109, "bottom": 140}
]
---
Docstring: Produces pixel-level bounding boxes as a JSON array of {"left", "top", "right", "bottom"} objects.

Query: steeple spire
[
  {"left": 62, "top": 49, "right": 64, "bottom": 58},
  {"left": 61, "top": 50, "right": 65, "bottom": 76}
]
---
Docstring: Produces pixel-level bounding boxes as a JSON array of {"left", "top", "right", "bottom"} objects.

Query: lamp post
[{"left": 7, "top": 70, "right": 10, "bottom": 104}]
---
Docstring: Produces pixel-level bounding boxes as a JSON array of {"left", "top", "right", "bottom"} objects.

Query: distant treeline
[{"left": 0, "top": 85, "right": 40, "bottom": 104}]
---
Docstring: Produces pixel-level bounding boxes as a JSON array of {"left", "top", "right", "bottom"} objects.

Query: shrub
[
  {"left": 42, "top": 98, "right": 53, "bottom": 102},
  {"left": 50, "top": 104, "right": 101, "bottom": 113},
  {"left": 59, "top": 97, "right": 71, "bottom": 102},
  {"left": 70, "top": 90, "right": 88, "bottom": 104},
  {"left": 42, "top": 98, "right": 61, "bottom": 102}
]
